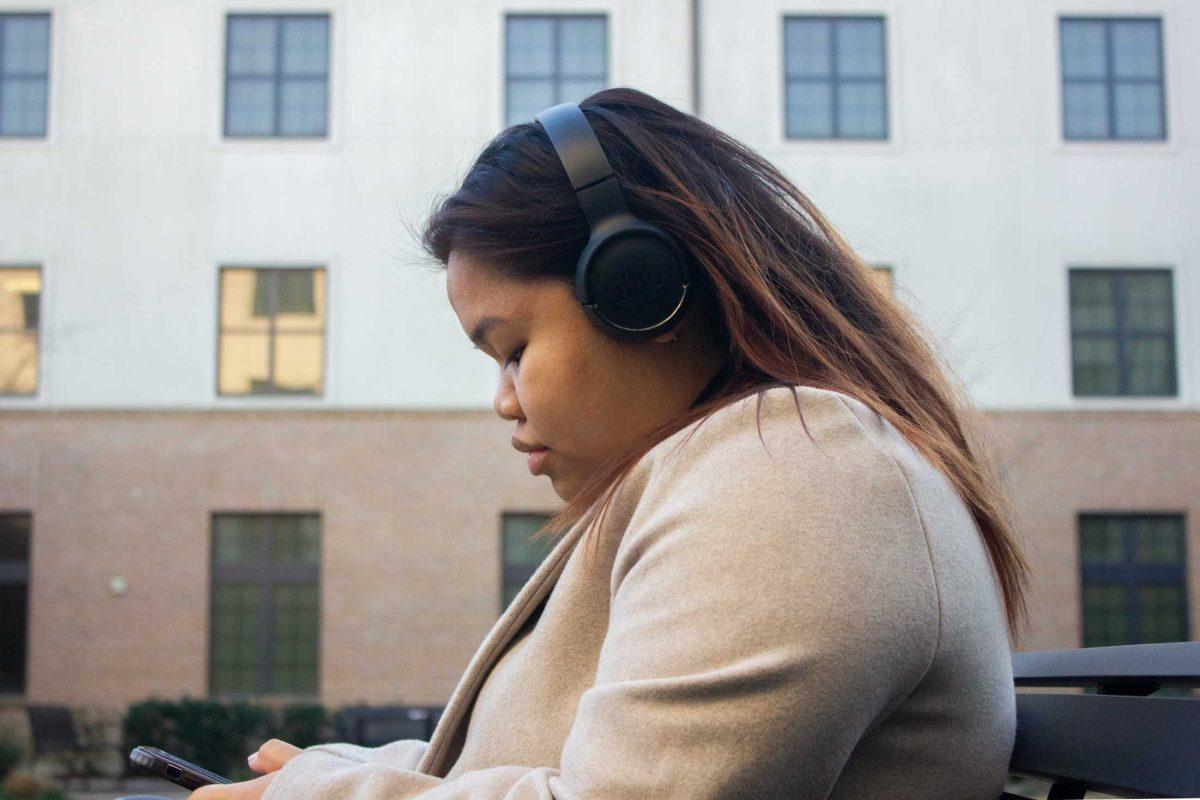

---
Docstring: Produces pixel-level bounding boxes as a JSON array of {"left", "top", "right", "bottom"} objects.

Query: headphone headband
[{"left": 534, "top": 103, "right": 631, "bottom": 228}]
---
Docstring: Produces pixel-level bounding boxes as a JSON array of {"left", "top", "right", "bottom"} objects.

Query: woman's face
[{"left": 446, "top": 250, "right": 726, "bottom": 501}]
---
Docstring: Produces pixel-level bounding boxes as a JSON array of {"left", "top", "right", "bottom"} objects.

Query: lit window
[
  {"left": 218, "top": 267, "right": 326, "bottom": 396},
  {"left": 0, "top": 267, "right": 40, "bottom": 395}
]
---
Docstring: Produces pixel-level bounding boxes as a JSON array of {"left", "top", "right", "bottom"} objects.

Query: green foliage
[
  {"left": 0, "top": 769, "right": 66, "bottom": 800},
  {"left": 0, "top": 738, "right": 23, "bottom": 782},
  {"left": 277, "top": 705, "right": 331, "bottom": 749},
  {"left": 122, "top": 698, "right": 332, "bottom": 781}
]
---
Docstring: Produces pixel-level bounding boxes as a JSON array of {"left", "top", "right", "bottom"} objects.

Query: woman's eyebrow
[{"left": 469, "top": 315, "right": 506, "bottom": 349}]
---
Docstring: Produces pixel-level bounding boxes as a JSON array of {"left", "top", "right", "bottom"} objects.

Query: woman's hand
[{"left": 188, "top": 739, "right": 303, "bottom": 800}]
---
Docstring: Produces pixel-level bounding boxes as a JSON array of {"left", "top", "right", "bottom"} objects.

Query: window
[
  {"left": 1068, "top": 268, "right": 1176, "bottom": 397},
  {"left": 0, "top": 13, "right": 50, "bottom": 137},
  {"left": 869, "top": 265, "right": 894, "bottom": 294},
  {"left": 501, "top": 513, "right": 555, "bottom": 611},
  {"left": 0, "top": 513, "right": 31, "bottom": 694},
  {"left": 0, "top": 267, "right": 40, "bottom": 396},
  {"left": 218, "top": 267, "right": 325, "bottom": 396},
  {"left": 210, "top": 513, "right": 320, "bottom": 696},
  {"left": 1080, "top": 514, "right": 1188, "bottom": 647},
  {"left": 1060, "top": 17, "right": 1165, "bottom": 140},
  {"left": 505, "top": 15, "right": 606, "bottom": 127},
  {"left": 224, "top": 14, "right": 329, "bottom": 137},
  {"left": 783, "top": 16, "right": 887, "bottom": 139}
]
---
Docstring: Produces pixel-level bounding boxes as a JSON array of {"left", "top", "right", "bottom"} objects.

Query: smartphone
[{"left": 130, "top": 746, "right": 234, "bottom": 790}]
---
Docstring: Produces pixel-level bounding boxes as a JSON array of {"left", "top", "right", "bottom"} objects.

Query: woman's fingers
[
  {"left": 191, "top": 771, "right": 276, "bottom": 800},
  {"left": 248, "top": 738, "right": 303, "bottom": 774}
]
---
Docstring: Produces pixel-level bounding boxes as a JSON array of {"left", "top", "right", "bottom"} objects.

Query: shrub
[
  {"left": 122, "top": 698, "right": 330, "bottom": 781},
  {"left": 0, "top": 738, "right": 23, "bottom": 782}
]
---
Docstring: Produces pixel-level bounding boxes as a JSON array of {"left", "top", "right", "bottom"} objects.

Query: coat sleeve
[{"left": 262, "top": 394, "right": 942, "bottom": 799}]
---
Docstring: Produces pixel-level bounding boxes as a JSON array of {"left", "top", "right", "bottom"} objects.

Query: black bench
[{"left": 1003, "top": 641, "right": 1200, "bottom": 799}]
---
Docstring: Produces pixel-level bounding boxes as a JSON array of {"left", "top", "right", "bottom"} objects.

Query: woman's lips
[{"left": 526, "top": 448, "right": 551, "bottom": 475}]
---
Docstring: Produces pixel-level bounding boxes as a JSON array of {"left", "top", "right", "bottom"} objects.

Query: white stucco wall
[{"left": 0, "top": 0, "right": 1195, "bottom": 410}]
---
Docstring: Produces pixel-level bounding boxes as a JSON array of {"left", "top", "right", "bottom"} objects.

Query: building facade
[{"left": 0, "top": 0, "right": 1196, "bottom": 710}]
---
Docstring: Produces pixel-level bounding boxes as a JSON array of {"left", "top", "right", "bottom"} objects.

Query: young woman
[{"left": 195, "top": 87, "right": 1030, "bottom": 800}]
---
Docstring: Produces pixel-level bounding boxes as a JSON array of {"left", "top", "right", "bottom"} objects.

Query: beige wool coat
[{"left": 262, "top": 384, "right": 1017, "bottom": 800}]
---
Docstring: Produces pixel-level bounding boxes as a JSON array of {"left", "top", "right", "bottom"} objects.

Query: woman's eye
[{"left": 504, "top": 346, "right": 525, "bottom": 368}]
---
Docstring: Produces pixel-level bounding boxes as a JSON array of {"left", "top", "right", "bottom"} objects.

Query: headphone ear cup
[{"left": 581, "top": 230, "right": 691, "bottom": 338}]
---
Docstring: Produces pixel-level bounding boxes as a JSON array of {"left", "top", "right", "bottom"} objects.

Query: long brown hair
[{"left": 419, "top": 87, "right": 1030, "bottom": 639}]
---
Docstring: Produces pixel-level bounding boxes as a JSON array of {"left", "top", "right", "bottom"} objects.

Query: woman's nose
[{"left": 493, "top": 372, "right": 522, "bottom": 421}]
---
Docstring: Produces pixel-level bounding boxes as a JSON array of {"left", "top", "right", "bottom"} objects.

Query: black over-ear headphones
[{"left": 534, "top": 102, "right": 692, "bottom": 341}]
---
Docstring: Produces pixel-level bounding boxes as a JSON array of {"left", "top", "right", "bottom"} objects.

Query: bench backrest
[{"left": 1007, "top": 641, "right": 1200, "bottom": 799}]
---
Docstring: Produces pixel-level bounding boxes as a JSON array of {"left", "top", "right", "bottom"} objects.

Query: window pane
[
  {"left": 1060, "top": 20, "right": 1107, "bottom": 79},
  {"left": 272, "top": 333, "right": 323, "bottom": 394},
  {"left": 786, "top": 80, "right": 833, "bottom": 138},
  {"left": 1082, "top": 584, "right": 1128, "bottom": 647},
  {"left": 558, "top": 17, "right": 605, "bottom": 77},
  {"left": 274, "top": 270, "right": 323, "bottom": 329},
  {"left": 0, "top": 269, "right": 39, "bottom": 330},
  {"left": 785, "top": 19, "right": 831, "bottom": 79},
  {"left": 835, "top": 18, "right": 884, "bottom": 79},
  {"left": 219, "top": 332, "right": 271, "bottom": 394},
  {"left": 559, "top": 78, "right": 605, "bottom": 106},
  {"left": 214, "top": 515, "right": 270, "bottom": 564},
  {"left": 1080, "top": 516, "right": 1124, "bottom": 564},
  {"left": 280, "top": 17, "right": 328, "bottom": 77},
  {"left": 279, "top": 77, "right": 327, "bottom": 136},
  {"left": 506, "top": 79, "right": 555, "bottom": 126},
  {"left": 1113, "top": 82, "right": 1163, "bottom": 139},
  {"left": 273, "top": 516, "right": 320, "bottom": 564},
  {"left": 1124, "top": 336, "right": 1175, "bottom": 395},
  {"left": 1110, "top": 20, "right": 1161, "bottom": 79},
  {"left": 228, "top": 17, "right": 277, "bottom": 75},
  {"left": 1069, "top": 272, "right": 1117, "bottom": 332},
  {"left": 1122, "top": 272, "right": 1172, "bottom": 331},
  {"left": 211, "top": 583, "right": 263, "bottom": 694},
  {"left": 226, "top": 77, "right": 275, "bottom": 136},
  {"left": 0, "top": 514, "right": 31, "bottom": 562},
  {"left": 1134, "top": 517, "right": 1183, "bottom": 564},
  {"left": 836, "top": 81, "right": 885, "bottom": 137},
  {"left": 271, "top": 584, "right": 318, "bottom": 694},
  {"left": 1072, "top": 336, "right": 1119, "bottom": 395},
  {"left": 0, "top": 77, "right": 47, "bottom": 136},
  {"left": 502, "top": 515, "right": 554, "bottom": 568},
  {"left": 1138, "top": 585, "right": 1186, "bottom": 643},
  {"left": 1063, "top": 82, "right": 1109, "bottom": 139},
  {"left": 221, "top": 269, "right": 270, "bottom": 331},
  {"left": 1, "top": 15, "right": 50, "bottom": 75},
  {"left": 507, "top": 18, "right": 554, "bottom": 78},
  {"left": 0, "top": 333, "right": 38, "bottom": 395}
]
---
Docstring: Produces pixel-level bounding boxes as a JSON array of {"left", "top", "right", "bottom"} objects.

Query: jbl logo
[{"left": 612, "top": 262, "right": 667, "bottom": 301}]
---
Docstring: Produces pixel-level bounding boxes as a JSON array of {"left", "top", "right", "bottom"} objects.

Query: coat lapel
[{"left": 417, "top": 513, "right": 590, "bottom": 777}]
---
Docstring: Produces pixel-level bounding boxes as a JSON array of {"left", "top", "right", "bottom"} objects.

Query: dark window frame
[
  {"left": 208, "top": 512, "right": 321, "bottom": 698},
  {"left": 503, "top": 13, "right": 608, "bottom": 128},
  {"left": 216, "top": 265, "right": 327, "bottom": 398},
  {"left": 500, "top": 511, "right": 555, "bottom": 613},
  {"left": 1078, "top": 512, "right": 1189, "bottom": 647},
  {"left": 222, "top": 12, "right": 330, "bottom": 139},
  {"left": 782, "top": 14, "right": 889, "bottom": 141},
  {"left": 0, "top": 512, "right": 31, "bottom": 695},
  {"left": 1068, "top": 267, "right": 1177, "bottom": 397},
  {"left": 0, "top": 264, "right": 41, "bottom": 397},
  {"left": 0, "top": 12, "right": 51, "bottom": 138},
  {"left": 1059, "top": 15, "right": 1167, "bottom": 141}
]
